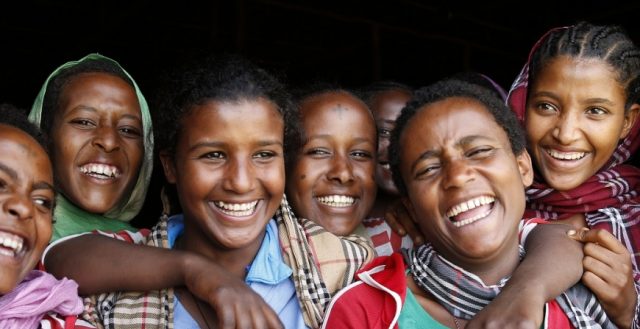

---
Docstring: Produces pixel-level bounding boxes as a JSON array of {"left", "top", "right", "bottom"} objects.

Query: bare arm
[
  {"left": 45, "top": 234, "right": 284, "bottom": 329},
  {"left": 467, "top": 223, "right": 583, "bottom": 329}
]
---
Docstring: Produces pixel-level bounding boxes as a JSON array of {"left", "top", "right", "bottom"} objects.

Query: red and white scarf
[{"left": 507, "top": 26, "right": 640, "bottom": 329}]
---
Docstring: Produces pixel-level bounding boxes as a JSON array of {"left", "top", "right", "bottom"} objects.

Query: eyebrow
[
  {"left": 0, "top": 162, "right": 55, "bottom": 192},
  {"left": 188, "top": 139, "right": 284, "bottom": 152},
  {"left": 0, "top": 162, "right": 18, "bottom": 181},
  {"left": 73, "top": 106, "right": 142, "bottom": 121},
  {"left": 409, "top": 134, "right": 495, "bottom": 172},
  {"left": 533, "top": 92, "right": 615, "bottom": 106}
]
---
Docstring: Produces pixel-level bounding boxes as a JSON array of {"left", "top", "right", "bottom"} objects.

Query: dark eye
[
  {"left": 254, "top": 151, "right": 277, "bottom": 159},
  {"left": 535, "top": 102, "right": 557, "bottom": 114},
  {"left": 416, "top": 164, "right": 440, "bottom": 178},
  {"left": 119, "top": 126, "right": 142, "bottom": 138},
  {"left": 306, "top": 148, "right": 330, "bottom": 157},
  {"left": 70, "top": 119, "right": 95, "bottom": 127},
  {"left": 33, "top": 197, "right": 53, "bottom": 211},
  {"left": 467, "top": 147, "right": 493, "bottom": 158},
  {"left": 379, "top": 128, "right": 392, "bottom": 138},
  {"left": 201, "top": 151, "right": 225, "bottom": 160},
  {"left": 586, "top": 107, "right": 607, "bottom": 116},
  {"left": 0, "top": 179, "right": 6, "bottom": 191},
  {"left": 351, "top": 150, "right": 373, "bottom": 159}
]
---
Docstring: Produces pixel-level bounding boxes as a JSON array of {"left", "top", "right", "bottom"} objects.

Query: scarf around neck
[
  {"left": 0, "top": 270, "right": 83, "bottom": 329},
  {"left": 507, "top": 26, "right": 640, "bottom": 272},
  {"left": 28, "top": 53, "right": 154, "bottom": 241},
  {"left": 409, "top": 244, "right": 615, "bottom": 328},
  {"left": 277, "top": 195, "right": 375, "bottom": 328}
]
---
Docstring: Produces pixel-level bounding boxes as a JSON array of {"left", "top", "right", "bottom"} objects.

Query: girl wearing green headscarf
[{"left": 29, "top": 53, "right": 154, "bottom": 241}]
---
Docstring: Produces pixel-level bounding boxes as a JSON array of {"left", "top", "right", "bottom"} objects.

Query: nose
[
  {"left": 327, "top": 154, "right": 354, "bottom": 184},
  {"left": 551, "top": 113, "right": 580, "bottom": 145},
  {"left": 442, "top": 159, "right": 474, "bottom": 190},
  {"left": 92, "top": 125, "right": 120, "bottom": 152},
  {"left": 222, "top": 158, "right": 255, "bottom": 193},
  {"left": 3, "top": 194, "right": 33, "bottom": 221}
]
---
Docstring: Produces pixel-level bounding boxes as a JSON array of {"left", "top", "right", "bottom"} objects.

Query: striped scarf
[
  {"left": 277, "top": 195, "right": 375, "bottom": 328},
  {"left": 409, "top": 244, "right": 616, "bottom": 328}
]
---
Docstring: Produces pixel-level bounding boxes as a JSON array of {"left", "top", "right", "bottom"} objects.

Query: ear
[
  {"left": 620, "top": 103, "right": 640, "bottom": 139},
  {"left": 516, "top": 149, "right": 534, "bottom": 187},
  {"left": 159, "top": 150, "right": 177, "bottom": 184}
]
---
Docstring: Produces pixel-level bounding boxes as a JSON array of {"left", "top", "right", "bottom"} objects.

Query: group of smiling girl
[{"left": 2, "top": 20, "right": 640, "bottom": 329}]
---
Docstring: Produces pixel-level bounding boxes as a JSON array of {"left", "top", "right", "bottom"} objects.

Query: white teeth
[
  {"left": 546, "top": 149, "right": 586, "bottom": 160},
  {"left": 213, "top": 200, "right": 258, "bottom": 217},
  {"left": 80, "top": 164, "right": 120, "bottom": 179},
  {"left": 316, "top": 195, "right": 356, "bottom": 207},
  {"left": 445, "top": 196, "right": 495, "bottom": 218},
  {"left": 381, "top": 163, "right": 390, "bottom": 170},
  {"left": 0, "top": 231, "right": 25, "bottom": 257},
  {"left": 452, "top": 210, "right": 492, "bottom": 228}
]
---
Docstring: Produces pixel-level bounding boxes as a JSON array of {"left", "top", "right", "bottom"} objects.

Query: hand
[
  {"left": 183, "top": 254, "right": 284, "bottom": 329},
  {"left": 569, "top": 228, "right": 636, "bottom": 329},
  {"left": 466, "top": 284, "right": 542, "bottom": 329},
  {"left": 384, "top": 199, "right": 425, "bottom": 246}
]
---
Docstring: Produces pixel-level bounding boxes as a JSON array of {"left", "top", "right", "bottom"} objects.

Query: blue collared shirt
[{"left": 168, "top": 215, "right": 306, "bottom": 329}]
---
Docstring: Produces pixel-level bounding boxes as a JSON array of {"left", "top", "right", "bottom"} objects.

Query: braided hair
[{"left": 529, "top": 21, "right": 640, "bottom": 111}]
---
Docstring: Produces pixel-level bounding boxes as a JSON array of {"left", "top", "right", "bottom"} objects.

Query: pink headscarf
[
  {"left": 507, "top": 25, "right": 640, "bottom": 273},
  {"left": 0, "top": 270, "right": 83, "bottom": 329}
]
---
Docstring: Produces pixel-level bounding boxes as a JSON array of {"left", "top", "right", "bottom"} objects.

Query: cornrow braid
[{"left": 529, "top": 21, "right": 640, "bottom": 110}]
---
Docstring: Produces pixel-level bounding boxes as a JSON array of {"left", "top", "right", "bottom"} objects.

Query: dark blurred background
[{"left": 2, "top": 0, "right": 640, "bottom": 109}]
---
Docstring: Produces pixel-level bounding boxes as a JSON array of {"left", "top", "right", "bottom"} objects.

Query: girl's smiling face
[
  {"left": 398, "top": 97, "right": 532, "bottom": 268},
  {"left": 49, "top": 72, "right": 144, "bottom": 214},
  {"left": 286, "top": 91, "right": 377, "bottom": 236},
  {"left": 0, "top": 125, "right": 55, "bottom": 294},
  {"left": 525, "top": 56, "right": 639, "bottom": 190},
  {"left": 161, "top": 98, "right": 285, "bottom": 251}
]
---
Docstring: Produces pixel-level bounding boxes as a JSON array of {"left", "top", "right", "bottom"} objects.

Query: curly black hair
[
  {"left": 389, "top": 79, "right": 526, "bottom": 195},
  {"left": 0, "top": 103, "right": 48, "bottom": 150},
  {"left": 40, "top": 57, "right": 134, "bottom": 136},
  {"left": 152, "top": 54, "right": 298, "bottom": 166},
  {"left": 529, "top": 21, "right": 640, "bottom": 111},
  {"left": 357, "top": 80, "right": 413, "bottom": 108}
]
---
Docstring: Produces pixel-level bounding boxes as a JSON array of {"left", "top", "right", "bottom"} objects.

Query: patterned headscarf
[
  {"left": 507, "top": 25, "right": 640, "bottom": 279},
  {"left": 29, "top": 53, "right": 154, "bottom": 241}
]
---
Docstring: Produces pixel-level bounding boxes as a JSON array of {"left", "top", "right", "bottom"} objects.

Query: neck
[{"left": 176, "top": 224, "right": 266, "bottom": 279}]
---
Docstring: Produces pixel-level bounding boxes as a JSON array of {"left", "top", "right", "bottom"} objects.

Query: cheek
[
  {"left": 125, "top": 141, "right": 145, "bottom": 169},
  {"left": 35, "top": 217, "right": 53, "bottom": 251}
]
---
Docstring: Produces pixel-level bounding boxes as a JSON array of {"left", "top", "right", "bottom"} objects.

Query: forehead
[
  {"left": 0, "top": 125, "right": 52, "bottom": 177},
  {"left": 401, "top": 97, "right": 506, "bottom": 149},
  {"left": 183, "top": 98, "right": 284, "bottom": 138},
  {"left": 60, "top": 72, "right": 138, "bottom": 103},
  {"left": 301, "top": 92, "right": 375, "bottom": 131},
  {"left": 532, "top": 56, "right": 624, "bottom": 96}
]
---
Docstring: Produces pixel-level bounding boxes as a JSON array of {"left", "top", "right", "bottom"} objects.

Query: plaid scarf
[
  {"left": 82, "top": 196, "right": 374, "bottom": 329},
  {"left": 507, "top": 25, "right": 640, "bottom": 328},
  {"left": 409, "top": 244, "right": 616, "bottom": 328},
  {"left": 277, "top": 195, "right": 375, "bottom": 328}
]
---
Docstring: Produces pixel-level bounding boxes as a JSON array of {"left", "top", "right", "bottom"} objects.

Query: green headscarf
[{"left": 29, "top": 53, "right": 154, "bottom": 241}]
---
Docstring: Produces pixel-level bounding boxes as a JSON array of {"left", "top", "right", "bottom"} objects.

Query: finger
[
  {"left": 216, "top": 303, "right": 236, "bottom": 329},
  {"left": 233, "top": 301, "right": 252, "bottom": 329},
  {"left": 582, "top": 270, "right": 618, "bottom": 303},
  {"left": 572, "top": 228, "right": 627, "bottom": 254},
  {"left": 384, "top": 208, "right": 406, "bottom": 236},
  {"left": 393, "top": 204, "right": 425, "bottom": 245},
  {"left": 262, "top": 304, "right": 284, "bottom": 329}
]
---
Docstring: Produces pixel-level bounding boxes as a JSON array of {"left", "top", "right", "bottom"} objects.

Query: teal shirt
[{"left": 399, "top": 288, "right": 449, "bottom": 328}]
